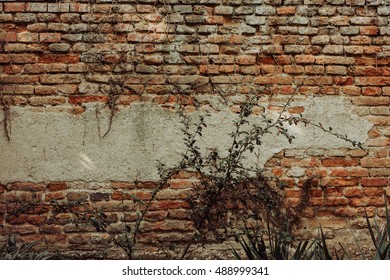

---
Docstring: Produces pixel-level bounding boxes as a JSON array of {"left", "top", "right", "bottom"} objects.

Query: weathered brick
[
  {"left": 44, "top": 64, "right": 67, "bottom": 73},
  {"left": 35, "top": 86, "right": 57, "bottom": 95},
  {"left": 340, "top": 26, "right": 359, "bottom": 35},
  {"left": 361, "top": 158, "right": 390, "bottom": 168},
  {"left": 355, "top": 77, "right": 390, "bottom": 86},
  {"left": 318, "top": 6, "right": 336, "bottom": 16},
  {"left": 39, "top": 54, "right": 79, "bottom": 64},
  {"left": 66, "top": 192, "right": 88, "bottom": 202},
  {"left": 344, "top": 187, "right": 363, "bottom": 197},
  {"left": 315, "top": 56, "right": 355, "bottom": 65},
  {"left": 363, "top": 87, "right": 381, "bottom": 96},
  {"left": 214, "top": 6, "right": 233, "bottom": 15},
  {"left": 363, "top": 187, "right": 385, "bottom": 197},
  {"left": 335, "top": 207, "right": 358, "bottom": 217},
  {"left": 49, "top": 43, "right": 71, "bottom": 52},
  {"left": 78, "top": 83, "right": 100, "bottom": 94},
  {"left": 326, "top": 65, "right": 347, "bottom": 75},
  {"left": 255, "top": 6, "right": 276, "bottom": 15},
  {"left": 29, "top": 96, "right": 66, "bottom": 106},
  {"left": 48, "top": 3, "right": 70, "bottom": 13},
  {"left": 48, "top": 23, "right": 70, "bottom": 33},
  {"left": 40, "top": 74, "right": 81, "bottom": 84},
  {"left": 0, "top": 14, "right": 13, "bottom": 22},
  {"left": 0, "top": 54, "right": 37, "bottom": 64},
  {"left": 298, "top": 27, "right": 318, "bottom": 35},
  {"left": 15, "top": 13, "right": 36, "bottom": 23},
  {"left": 26, "top": 3, "right": 47, "bottom": 12},
  {"left": 378, "top": 6, "right": 390, "bottom": 16},
  {"left": 311, "top": 35, "right": 330, "bottom": 45},
  {"left": 295, "top": 55, "right": 315, "bottom": 64},
  {"left": 17, "top": 32, "right": 39, "bottom": 43},
  {"left": 322, "top": 178, "right": 359, "bottom": 187},
  {"left": 322, "top": 158, "right": 359, "bottom": 167},
  {"left": 236, "top": 55, "right": 256, "bottom": 65},
  {"left": 39, "top": 33, "right": 62, "bottom": 43},
  {"left": 90, "top": 193, "right": 110, "bottom": 201},
  {"left": 277, "top": 6, "right": 296, "bottom": 15}
]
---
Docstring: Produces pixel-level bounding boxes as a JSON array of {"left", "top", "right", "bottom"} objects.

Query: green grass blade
[{"left": 365, "top": 208, "right": 384, "bottom": 259}]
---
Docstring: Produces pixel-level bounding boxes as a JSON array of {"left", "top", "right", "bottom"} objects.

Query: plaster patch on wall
[{"left": 0, "top": 96, "right": 372, "bottom": 184}]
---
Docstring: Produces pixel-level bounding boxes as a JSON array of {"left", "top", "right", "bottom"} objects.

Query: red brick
[
  {"left": 149, "top": 200, "right": 189, "bottom": 211},
  {"left": 4, "top": 3, "right": 25, "bottom": 12},
  {"left": 68, "top": 95, "right": 107, "bottom": 104},
  {"left": 206, "top": 16, "right": 223, "bottom": 24},
  {"left": 349, "top": 168, "right": 369, "bottom": 177},
  {"left": 168, "top": 209, "right": 189, "bottom": 219},
  {"left": 277, "top": 6, "right": 296, "bottom": 15},
  {"left": 0, "top": 54, "right": 37, "bottom": 64},
  {"left": 315, "top": 56, "right": 355, "bottom": 65},
  {"left": 334, "top": 207, "right": 358, "bottom": 217},
  {"left": 47, "top": 182, "right": 67, "bottom": 191},
  {"left": 366, "top": 138, "right": 390, "bottom": 147},
  {"left": 39, "top": 55, "right": 79, "bottom": 64},
  {"left": 281, "top": 158, "right": 319, "bottom": 167},
  {"left": 27, "top": 215, "right": 47, "bottom": 226},
  {"left": 322, "top": 178, "right": 359, "bottom": 187},
  {"left": 355, "top": 77, "right": 390, "bottom": 86},
  {"left": 89, "top": 192, "right": 110, "bottom": 201},
  {"left": 0, "top": 75, "right": 39, "bottom": 84},
  {"left": 362, "top": 87, "right": 381, "bottom": 96},
  {"left": 363, "top": 187, "right": 385, "bottom": 196},
  {"left": 361, "top": 177, "right": 389, "bottom": 187},
  {"left": 236, "top": 55, "right": 256, "bottom": 65},
  {"left": 295, "top": 76, "right": 333, "bottom": 86},
  {"left": 35, "top": 86, "right": 57, "bottom": 95},
  {"left": 144, "top": 211, "right": 167, "bottom": 222},
  {"left": 322, "top": 158, "right": 359, "bottom": 167},
  {"left": 168, "top": 179, "right": 196, "bottom": 189},
  {"left": 66, "top": 192, "right": 88, "bottom": 202},
  {"left": 8, "top": 182, "right": 45, "bottom": 192},
  {"left": 0, "top": 32, "right": 17, "bottom": 42},
  {"left": 295, "top": 55, "right": 315, "bottom": 64},
  {"left": 344, "top": 187, "right": 363, "bottom": 197},
  {"left": 360, "top": 26, "right": 379, "bottom": 35},
  {"left": 45, "top": 191, "right": 66, "bottom": 201},
  {"left": 324, "top": 197, "right": 349, "bottom": 206},
  {"left": 329, "top": 168, "right": 349, "bottom": 177},
  {"left": 1, "top": 85, "right": 34, "bottom": 95},
  {"left": 142, "top": 220, "right": 194, "bottom": 232},
  {"left": 7, "top": 214, "right": 28, "bottom": 225},
  {"left": 256, "top": 75, "right": 293, "bottom": 85},
  {"left": 326, "top": 65, "right": 347, "bottom": 75},
  {"left": 57, "top": 84, "right": 78, "bottom": 95},
  {"left": 361, "top": 158, "right": 390, "bottom": 167},
  {"left": 30, "top": 96, "right": 67, "bottom": 106},
  {"left": 40, "top": 74, "right": 81, "bottom": 84},
  {"left": 309, "top": 197, "right": 324, "bottom": 206}
]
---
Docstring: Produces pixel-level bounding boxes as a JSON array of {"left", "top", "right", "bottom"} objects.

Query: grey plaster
[{"left": 0, "top": 96, "right": 372, "bottom": 184}]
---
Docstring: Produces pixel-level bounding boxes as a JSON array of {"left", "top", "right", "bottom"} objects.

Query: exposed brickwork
[{"left": 0, "top": 0, "right": 389, "bottom": 258}]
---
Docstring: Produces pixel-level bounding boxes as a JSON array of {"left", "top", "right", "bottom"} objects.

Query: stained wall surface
[{"left": 0, "top": 0, "right": 389, "bottom": 258}]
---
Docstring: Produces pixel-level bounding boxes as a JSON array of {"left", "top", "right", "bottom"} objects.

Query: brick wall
[{"left": 0, "top": 0, "right": 389, "bottom": 259}]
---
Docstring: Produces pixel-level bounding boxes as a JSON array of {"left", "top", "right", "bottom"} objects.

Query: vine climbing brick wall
[{"left": 0, "top": 0, "right": 389, "bottom": 259}]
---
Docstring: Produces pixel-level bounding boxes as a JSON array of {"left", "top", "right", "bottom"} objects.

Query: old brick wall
[{"left": 0, "top": 0, "right": 389, "bottom": 259}]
